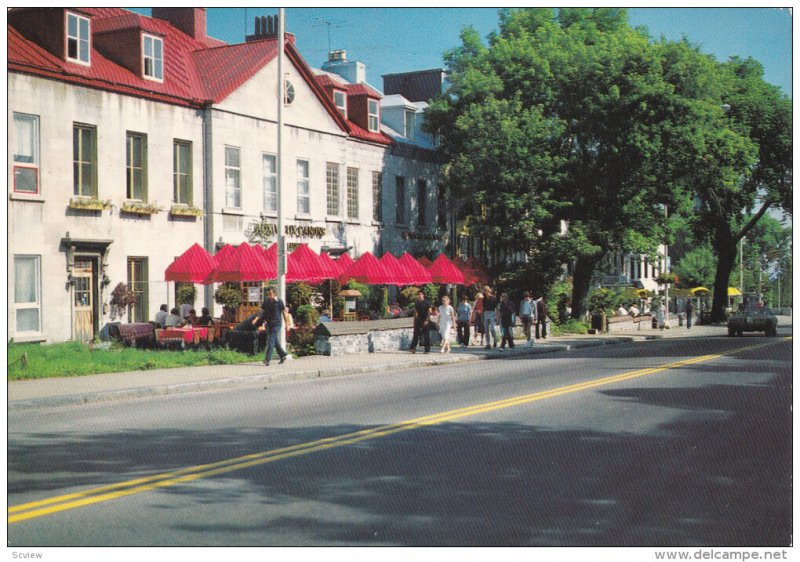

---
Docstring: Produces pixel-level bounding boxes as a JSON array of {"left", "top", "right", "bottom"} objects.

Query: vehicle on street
[{"left": 727, "top": 296, "right": 778, "bottom": 337}]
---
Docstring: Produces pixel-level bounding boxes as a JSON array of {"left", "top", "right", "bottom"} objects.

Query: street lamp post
[
  {"left": 276, "top": 8, "right": 287, "bottom": 349},
  {"left": 663, "top": 205, "right": 670, "bottom": 328}
]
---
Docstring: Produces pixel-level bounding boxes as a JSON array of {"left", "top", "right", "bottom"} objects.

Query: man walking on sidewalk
[
  {"left": 483, "top": 286, "right": 499, "bottom": 349},
  {"left": 254, "top": 286, "right": 289, "bottom": 366},
  {"left": 535, "top": 295, "right": 548, "bottom": 340},
  {"left": 456, "top": 294, "right": 472, "bottom": 347},
  {"left": 685, "top": 300, "right": 694, "bottom": 330},
  {"left": 409, "top": 290, "right": 432, "bottom": 354}
]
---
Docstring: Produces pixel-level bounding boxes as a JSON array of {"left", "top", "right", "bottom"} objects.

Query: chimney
[
  {"left": 152, "top": 8, "right": 207, "bottom": 43},
  {"left": 322, "top": 50, "right": 366, "bottom": 85},
  {"left": 246, "top": 14, "right": 278, "bottom": 42}
]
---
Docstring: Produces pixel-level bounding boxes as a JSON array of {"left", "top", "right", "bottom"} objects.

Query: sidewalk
[{"left": 8, "top": 317, "right": 789, "bottom": 411}]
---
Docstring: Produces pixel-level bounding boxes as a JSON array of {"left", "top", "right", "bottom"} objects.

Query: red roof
[
  {"left": 165, "top": 243, "right": 216, "bottom": 284},
  {"left": 428, "top": 254, "right": 465, "bottom": 285},
  {"left": 8, "top": 8, "right": 391, "bottom": 145}
]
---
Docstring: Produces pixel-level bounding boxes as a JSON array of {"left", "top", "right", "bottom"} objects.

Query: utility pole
[
  {"left": 664, "top": 205, "right": 670, "bottom": 328},
  {"left": 277, "top": 8, "right": 287, "bottom": 349}
]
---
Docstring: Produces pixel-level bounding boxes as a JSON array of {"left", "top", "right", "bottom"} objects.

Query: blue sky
[{"left": 131, "top": 7, "right": 793, "bottom": 97}]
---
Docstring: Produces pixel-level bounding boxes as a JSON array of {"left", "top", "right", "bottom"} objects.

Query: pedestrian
[
  {"left": 438, "top": 295, "right": 456, "bottom": 354},
  {"left": 483, "top": 286, "right": 499, "bottom": 349},
  {"left": 471, "top": 292, "right": 485, "bottom": 346},
  {"left": 685, "top": 300, "right": 694, "bottom": 329},
  {"left": 535, "top": 295, "right": 548, "bottom": 339},
  {"left": 456, "top": 294, "right": 472, "bottom": 347},
  {"left": 409, "top": 290, "right": 432, "bottom": 354},
  {"left": 499, "top": 293, "right": 516, "bottom": 349},
  {"left": 253, "top": 286, "right": 289, "bottom": 366},
  {"left": 519, "top": 291, "right": 535, "bottom": 345}
]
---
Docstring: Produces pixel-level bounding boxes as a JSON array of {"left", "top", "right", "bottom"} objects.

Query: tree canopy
[{"left": 426, "top": 8, "right": 791, "bottom": 320}]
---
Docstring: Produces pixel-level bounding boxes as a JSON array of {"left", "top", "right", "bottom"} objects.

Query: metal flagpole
[{"left": 277, "top": 8, "right": 287, "bottom": 349}]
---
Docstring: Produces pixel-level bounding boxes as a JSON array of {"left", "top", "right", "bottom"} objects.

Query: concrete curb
[{"left": 8, "top": 336, "right": 639, "bottom": 411}]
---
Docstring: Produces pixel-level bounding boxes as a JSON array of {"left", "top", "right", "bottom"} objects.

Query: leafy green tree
[
  {"left": 673, "top": 247, "right": 717, "bottom": 289},
  {"left": 427, "top": 8, "right": 691, "bottom": 319}
]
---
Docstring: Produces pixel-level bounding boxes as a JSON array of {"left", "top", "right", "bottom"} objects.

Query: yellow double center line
[{"left": 9, "top": 337, "right": 789, "bottom": 524}]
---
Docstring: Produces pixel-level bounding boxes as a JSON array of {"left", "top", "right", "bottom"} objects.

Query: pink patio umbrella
[
  {"left": 206, "top": 242, "right": 276, "bottom": 283},
  {"left": 379, "top": 252, "right": 413, "bottom": 286},
  {"left": 213, "top": 243, "right": 236, "bottom": 266},
  {"left": 319, "top": 252, "right": 343, "bottom": 278},
  {"left": 418, "top": 256, "right": 433, "bottom": 268},
  {"left": 165, "top": 243, "right": 216, "bottom": 284},
  {"left": 465, "top": 256, "right": 492, "bottom": 286},
  {"left": 336, "top": 253, "right": 355, "bottom": 271},
  {"left": 398, "top": 253, "right": 434, "bottom": 285},
  {"left": 338, "top": 252, "right": 394, "bottom": 285},
  {"left": 286, "top": 244, "right": 331, "bottom": 283},
  {"left": 428, "top": 253, "right": 465, "bottom": 285}
]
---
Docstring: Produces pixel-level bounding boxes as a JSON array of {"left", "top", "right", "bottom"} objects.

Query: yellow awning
[
  {"left": 728, "top": 287, "right": 743, "bottom": 297},
  {"left": 689, "top": 287, "right": 710, "bottom": 295}
]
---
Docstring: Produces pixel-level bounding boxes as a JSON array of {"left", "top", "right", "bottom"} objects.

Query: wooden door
[{"left": 72, "top": 258, "right": 95, "bottom": 342}]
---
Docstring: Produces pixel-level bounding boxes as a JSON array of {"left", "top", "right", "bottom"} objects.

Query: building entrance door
[{"left": 72, "top": 257, "right": 96, "bottom": 342}]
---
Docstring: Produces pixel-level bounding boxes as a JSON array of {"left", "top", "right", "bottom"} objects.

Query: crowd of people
[
  {"left": 409, "top": 285, "right": 551, "bottom": 354},
  {"left": 154, "top": 304, "right": 215, "bottom": 329}
]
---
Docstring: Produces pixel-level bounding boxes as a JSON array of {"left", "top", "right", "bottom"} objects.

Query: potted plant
[
  {"left": 109, "top": 282, "right": 138, "bottom": 321},
  {"left": 214, "top": 282, "right": 243, "bottom": 323},
  {"left": 588, "top": 288, "right": 619, "bottom": 333}
]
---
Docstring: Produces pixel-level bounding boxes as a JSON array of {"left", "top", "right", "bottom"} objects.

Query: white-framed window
[
  {"left": 66, "top": 12, "right": 90, "bottom": 65},
  {"left": 372, "top": 171, "right": 383, "bottom": 222},
  {"left": 334, "top": 90, "right": 347, "bottom": 118},
  {"left": 404, "top": 109, "right": 416, "bottom": 139},
  {"left": 347, "top": 167, "right": 359, "bottom": 220},
  {"left": 368, "top": 99, "right": 380, "bottom": 132},
  {"left": 225, "top": 146, "right": 241, "bottom": 209},
  {"left": 14, "top": 255, "right": 41, "bottom": 334},
  {"left": 326, "top": 162, "right": 340, "bottom": 216},
  {"left": 173, "top": 140, "right": 192, "bottom": 205},
  {"left": 126, "top": 132, "right": 147, "bottom": 201},
  {"left": 13, "top": 113, "right": 39, "bottom": 194},
  {"left": 263, "top": 153, "right": 277, "bottom": 213},
  {"left": 297, "top": 159, "right": 310, "bottom": 215},
  {"left": 142, "top": 34, "right": 163, "bottom": 81}
]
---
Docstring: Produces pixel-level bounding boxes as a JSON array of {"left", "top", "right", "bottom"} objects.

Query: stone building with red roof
[{"left": 8, "top": 8, "right": 443, "bottom": 343}]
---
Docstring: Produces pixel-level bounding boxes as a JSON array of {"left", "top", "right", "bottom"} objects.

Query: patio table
[{"left": 160, "top": 327, "right": 209, "bottom": 344}]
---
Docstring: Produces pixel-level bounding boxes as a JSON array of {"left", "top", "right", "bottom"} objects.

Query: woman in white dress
[{"left": 438, "top": 295, "right": 456, "bottom": 353}]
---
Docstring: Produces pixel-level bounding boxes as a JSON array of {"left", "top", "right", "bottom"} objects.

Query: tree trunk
[
  {"left": 711, "top": 237, "right": 738, "bottom": 324},
  {"left": 570, "top": 253, "right": 601, "bottom": 320}
]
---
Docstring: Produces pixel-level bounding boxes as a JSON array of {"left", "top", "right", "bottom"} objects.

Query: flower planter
[
  {"left": 121, "top": 202, "right": 160, "bottom": 216},
  {"left": 169, "top": 205, "right": 203, "bottom": 218},
  {"left": 68, "top": 198, "right": 111, "bottom": 212}
]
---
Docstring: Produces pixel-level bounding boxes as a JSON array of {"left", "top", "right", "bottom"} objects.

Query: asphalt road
[{"left": 7, "top": 331, "right": 793, "bottom": 547}]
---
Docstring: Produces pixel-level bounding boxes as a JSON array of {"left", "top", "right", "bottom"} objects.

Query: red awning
[
  {"left": 398, "top": 253, "right": 434, "bottom": 286},
  {"left": 418, "top": 256, "right": 433, "bottom": 268},
  {"left": 465, "top": 256, "right": 492, "bottom": 286},
  {"left": 452, "top": 256, "right": 487, "bottom": 286},
  {"left": 428, "top": 254, "right": 465, "bottom": 284},
  {"left": 164, "top": 243, "right": 216, "bottom": 284},
  {"left": 206, "top": 242, "right": 276, "bottom": 283},
  {"left": 336, "top": 253, "right": 355, "bottom": 271},
  {"left": 319, "top": 252, "right": 343, "bottom": 278},
  {"left": 287, "top": 244, "right": 331, "bottom": 283},
  {"left": 338, "top": 252, "right": 394, "bottom": 284},
  {"left": 377, "top": 252, "right": 416, "bottom": 286},
  {"left": 213, "top": 243, "right": 236, "bottom": 266}
]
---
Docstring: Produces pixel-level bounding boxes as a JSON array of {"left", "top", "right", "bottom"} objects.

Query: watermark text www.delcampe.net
[{"left": 655, "top": 550, "right": 789, "bottom": 561}]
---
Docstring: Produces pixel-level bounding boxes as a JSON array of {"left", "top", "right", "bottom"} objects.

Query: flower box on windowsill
[
  {"left": 169, "top": 205, "right": 203, "bottom": 218},
  {"left": 121, "top": 201, "right": 161, "bottom": 216},
  {"left": 68, "top": 197, "right": 111, "bottom": 212}
]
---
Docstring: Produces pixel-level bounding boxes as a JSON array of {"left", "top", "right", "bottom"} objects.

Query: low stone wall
[{"left": 314, "top": 318, "right": 442, "bottom": 356}]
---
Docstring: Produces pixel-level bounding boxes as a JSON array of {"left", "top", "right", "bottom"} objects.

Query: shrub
[
  {"left": 294, "top": 304, "right": 320, "bottom": 326},
  {"left": 550, "top": 319, "right": 590, "bottom": 336},
  {"left": 287, "top": 283, "right": 313, "bottom": 310},
  {"left": 214, "top": 282, "right": 243, "bottom": 312},
  {"left": 288, "top": 325, "right": 316, "bottom": 357},
  {"left": 422, "top": 283, "right": 439, "bottom": 305},
  {"left": 399, "top": 286, "right": 420, "bottom": 308}
]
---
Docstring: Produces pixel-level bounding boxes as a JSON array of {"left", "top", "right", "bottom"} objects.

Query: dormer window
[
  {"left": 66, "top": 12, "right": 91, "bottom": 65},
  {"left": 404, "top": 109, "right": 416, "bottom": 139},
  {"left": 334, "top": 90, "right": 347, "bottom": 118},
  {"left": 143, "top": 34, "right": 163, "bottom": 81},
  {"left": 368, "top": 99, "right": 380, "bottom": 133}
]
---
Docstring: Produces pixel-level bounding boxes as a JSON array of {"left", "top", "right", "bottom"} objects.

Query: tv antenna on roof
[{"left": 315, "top": 17, "right": 347, "bottom": 54}]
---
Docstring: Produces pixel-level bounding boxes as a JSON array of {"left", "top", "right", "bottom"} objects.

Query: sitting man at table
[
  {"left": 197, "top": 307, "right": 214, "bottom": 326},
  {"left": 154, "top": 304, "right": 168, "bottom": 328},
  {"left": 165, "top": 308, "right": 181, "bottom": 328}
]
